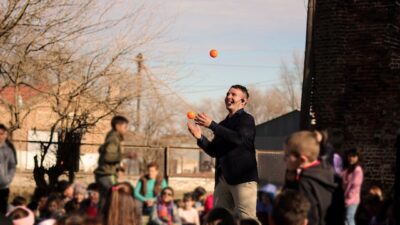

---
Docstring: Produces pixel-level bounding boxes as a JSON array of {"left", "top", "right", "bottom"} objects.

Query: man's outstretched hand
[
  {"left": 195, "top": 113, "right": 213, "bottom": 128},
  {"left": 187, "top": 122, "right": 202, "bottom": 139}
]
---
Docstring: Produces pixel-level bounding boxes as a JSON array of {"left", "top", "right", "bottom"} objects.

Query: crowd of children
[{"left": 0, "top": 122, "right": 397, "bottom": 225}]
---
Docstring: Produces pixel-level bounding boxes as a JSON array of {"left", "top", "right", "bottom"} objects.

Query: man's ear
[{"left": 241, "top": 98, "right": 247, "bottom": 106}]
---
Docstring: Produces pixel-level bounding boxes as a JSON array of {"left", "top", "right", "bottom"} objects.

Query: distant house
[
  {"left": 0, "top": 83, "right": 111, "bottom": 172},
  {"left": 255, "top": 110, "right": 301, "bottom": 150},
  {"left": 255, "top": 110, "right": 300, "bottom": 185}
]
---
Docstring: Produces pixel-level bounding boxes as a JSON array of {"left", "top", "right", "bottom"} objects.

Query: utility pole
[{"left": 135, "top": 53, "right": 144, "bottom": 131}]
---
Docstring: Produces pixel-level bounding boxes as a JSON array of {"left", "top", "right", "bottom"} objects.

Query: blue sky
[{"left": 113, "top": 0, "right": 308, "bottom": 102}]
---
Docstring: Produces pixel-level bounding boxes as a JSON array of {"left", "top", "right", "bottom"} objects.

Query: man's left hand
[{"left": 195, "top": 113, "right": 213, "bottom": 128}]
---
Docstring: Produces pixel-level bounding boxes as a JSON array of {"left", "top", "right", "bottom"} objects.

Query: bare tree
[
  {"left": 275, "top": 52, "right": 304, "bottom": 110},
  {"left": 32, "top": 51, "right": 135, "bottom": 189},
  {"left": 195, "top": 84, "right": 295, "bottom": 127},
  {"left": 0, "top": 0, "right": 167, "bottom": 190},
  {"left": 0, "top": 0, "right": 163, "bottom": 134}
]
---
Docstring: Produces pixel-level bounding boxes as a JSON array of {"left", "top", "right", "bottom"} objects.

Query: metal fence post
[{"left": 164, "top": 146, "right": 169, "bottom": 183}]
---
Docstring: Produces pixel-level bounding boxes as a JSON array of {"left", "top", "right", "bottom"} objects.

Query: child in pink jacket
[{"left": 342, "top": 148, "right": 363, "bottom": 225}]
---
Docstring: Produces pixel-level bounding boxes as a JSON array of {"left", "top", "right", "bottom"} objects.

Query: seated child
[
  {"left": 150, "top": 187, "right": 181, "bottom": 225},
  {"left": 178, "top": 193, "right": 200, "bottom": 225},
  {"left": 271, "top": 190, "right": 311, "bottom": 225},
  {"left": 6, "top": 206, "right": 35, "bottom": 225}
]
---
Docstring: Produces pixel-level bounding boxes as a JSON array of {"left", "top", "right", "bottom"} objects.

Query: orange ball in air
[
  {"left": 187, "top": 111, "right": 196, "bottom": 119},
  {"left": 210, "top": 49, "right": 218, "bottom": 58}
]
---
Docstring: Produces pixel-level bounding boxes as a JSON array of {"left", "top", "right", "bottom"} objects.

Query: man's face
[
  {"left": 224, "top": 88, "right": 246, "bottom": 112},
  {"left": 0, "top": 129, "right": 8, "bottom": 144},
  {"left": 116, "top": 123, "right": 128, "bottom": 135}
]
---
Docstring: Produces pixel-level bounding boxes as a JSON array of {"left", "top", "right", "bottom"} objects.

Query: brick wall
[{"left": 302, "top": 0, "right": 400, "bottom": 191}]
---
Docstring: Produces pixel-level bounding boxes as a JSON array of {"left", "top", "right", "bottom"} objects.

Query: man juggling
[{"left": 187, "top": 84, "right": 259, "bottom": 221}]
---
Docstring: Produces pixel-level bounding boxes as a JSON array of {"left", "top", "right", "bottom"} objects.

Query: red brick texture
[{"left": 302, "top": 0, "right": 400, "bottom": 191}]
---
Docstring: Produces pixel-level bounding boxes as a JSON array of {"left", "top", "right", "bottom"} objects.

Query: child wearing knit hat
[
  {"left": 6, "top": 206, "right": 35, "bottom": 225},
  {"left": 65, "top": 183, "right": 87, "bottom": 214}
]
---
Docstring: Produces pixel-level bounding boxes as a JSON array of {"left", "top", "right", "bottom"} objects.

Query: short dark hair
[
  {"left": 346, "top": 148, "right": 359, "bottom": 157},
  {"left": 231, "top": 84, "right": 249, "bottom": 99},
  {"left": 0, "top": 124, "right": 8, "bottom": 132},
  {"left": 111, "top": 116, "right": 129, "bottom": 130},
  {"left": 147, "top": 161, "right": 159, "bottom": 169},
  {"left": 183, "top": 193, "right": 193, "bottom": 202},
  {"left": 192, "top": 186, "right": 207, "bottom": 201},
  {"left": 161, "top": 187, "right": 174, "bottom": 196},
  {"left": 240, "top": 218, "right": 259, "bottom": 225},
  {"left": 272, "top": 190, "right": 311, "bottom": 225},
  {"left": 11, "top": 196, "right": 27, "bottom": 206},
  {"left": 56, "top": 180, "right": 72, "bottom": 194},
  {"left": 205, "top": 208, "right": 235, "bottom": 225},
  {"left": 87, "top": 183, "right": 100, "bottom": 192}
]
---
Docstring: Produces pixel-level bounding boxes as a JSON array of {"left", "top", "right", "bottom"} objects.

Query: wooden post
[{"left": 164, "top": 146, "right": 169, "bottom": 183}]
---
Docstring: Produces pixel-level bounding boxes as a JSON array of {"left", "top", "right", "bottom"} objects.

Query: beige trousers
[{"left": 214, "top": 177, "right": 258, "bottom": 221}]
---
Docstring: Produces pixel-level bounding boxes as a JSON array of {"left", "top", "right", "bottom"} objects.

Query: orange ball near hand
[
  {"left": 210, "top": 49, "right": 218, "bottom": 58},
  {"left": 187, "top": 111, "right": 196, "bottom": 120}
]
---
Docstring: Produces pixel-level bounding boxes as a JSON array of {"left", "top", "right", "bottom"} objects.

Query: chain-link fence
[
  {"left": 12, "top": 139, "right": 284, "bottom": 183},
  {"left": 12, "top": 140, "right": 215, "bottom": 178}
]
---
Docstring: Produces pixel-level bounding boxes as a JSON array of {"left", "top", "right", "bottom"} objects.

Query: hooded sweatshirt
[
  {"left": 286, "top": 161, "right": 344, "bottom": 225},
  {"left": 0, "top": 142, "right": 16, "bottom": 189}
]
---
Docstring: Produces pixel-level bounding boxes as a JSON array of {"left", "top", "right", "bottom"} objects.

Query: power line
[
  {"left": 172, "top": 79, "right": 282, "bottom": 95},
  {"left": 152, "top": 60, "right": 280, "bottom": 69}
]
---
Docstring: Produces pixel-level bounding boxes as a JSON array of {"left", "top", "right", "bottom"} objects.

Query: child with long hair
[
  {"left": 342, "top": 148, "right": 363, "bottom": 225},
  {"left": 135, "top": 162, "right": 168, "bottom": 215},
  {"left": 150, "top": 187, "right": 181, "bottom": 225},
  {"left": 192, "top": 186, "right": 213, "bottom": 223},
  {"left": 178, "top": 193, "right": 199, "bottom": 225},
  {"left": 103, "top": 182, "right": 141, "bottom": 225}
]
